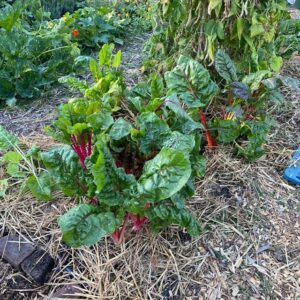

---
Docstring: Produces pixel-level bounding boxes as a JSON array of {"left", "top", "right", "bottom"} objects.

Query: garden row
[
  {"left": 0, "top": 0, "right": 150, "bottom": 106},
  {"left": 0, "top": 0, "right": 299, "bottom": 248}
]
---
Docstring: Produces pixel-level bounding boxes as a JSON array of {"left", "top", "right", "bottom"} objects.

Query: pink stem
[
  {"left": 80, "top": 134, "right": 88, "bottom": 159},
  {"left": 130, "top": 213, "right": 148, "bottom": 231},
  {"left": 111, "top": 213, "right": 130, "bottom": 244},
  {"left": 71, "top": 135, "right": 87, "bottom": 169}
]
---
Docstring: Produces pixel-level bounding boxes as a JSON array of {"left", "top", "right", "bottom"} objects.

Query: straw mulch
[{"left": 0, "top": 46, "right": 299, "bottom": 299}]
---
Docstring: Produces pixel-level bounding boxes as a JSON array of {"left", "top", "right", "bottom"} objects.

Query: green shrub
[
  {"left": 0, "top": 0, "right": 80, "bottom": 106},
  {"left": 147, "top": 0, "right": 300, "bottom": 73}
]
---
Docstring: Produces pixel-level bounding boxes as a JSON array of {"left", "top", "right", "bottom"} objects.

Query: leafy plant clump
[
  {"left": 2, "top": 42, "right": 298, "bottom": 247},
  {"left": 1, "top": 45, "right": 216, "bottom": 247},
  {"left": 147, "top": 0, "right": 300, "bottom": 72},
  {"left": 62, "top": 5, "right": 125, "bottom": 49},
  {"left": 0, "top": 0, "right": 80, "bottom": 106}
]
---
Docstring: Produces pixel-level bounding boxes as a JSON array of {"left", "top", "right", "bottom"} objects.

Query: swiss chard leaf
[
  {"left": 92, "top": 141, "right": 136, "bottom": 206},
  {"left": 165, "top": 55, "right": 218, "bottom": 108},
  {"left": 58, "top": 204, "right": 121, "bottom": 247},
  {"left": 26, "top": 173, "right": 53, "bottom": 201},
  {"left": 215, "top": 49, "right": 238, "bottom": 83},
  {"left": 146, "top": 202, "right": 201, "bottom": 236},
  {"left": 41, "top": 146, "right": 85, "bottom": 196},
  {"left": 110, "top": 118, "right": 132, "bottom": 140},
  {"left": 137, "top": 147, "right": 192, "bottom": 202},
  {"left": 132, "top": 112, "right": 171, "bottom": 156}
]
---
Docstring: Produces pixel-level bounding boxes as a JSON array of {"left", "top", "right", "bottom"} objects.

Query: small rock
[
  {"left": 50, "top": 284, "right": 81, "bottom": 299},
  {"left": 178, "top": 230, "right": 192, "bottom": 243},
  {"left": 0, "top": 235, "right": 35, "bottom": 269},
  {"left": 21, "top": 248, "right": 55, "bottom": 285},
  {"left": 275, "top": 250, "right": 287, "bottom": 263},
  {"left": 212, "top": 185, "right": 232, "bottom": 198}
]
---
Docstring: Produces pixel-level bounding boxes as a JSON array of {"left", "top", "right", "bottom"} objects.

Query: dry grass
[{"left": 0, "top": 52, "right": 300, "bottom": 300}]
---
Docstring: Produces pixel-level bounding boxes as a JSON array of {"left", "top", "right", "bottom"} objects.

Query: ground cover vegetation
[
  {"left": 0, "top": 0, "right": 147, "bottom": 106},
  {"left": 0, "top": 0, "right": 299, "bottom": 250}
]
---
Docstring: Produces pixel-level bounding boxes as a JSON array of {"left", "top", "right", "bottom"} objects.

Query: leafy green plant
[
  {"left": 0, "top": 125, "right": 51, "bottom": 199},
  {"left": 147, "top": 0, "right": 300, "bottom": 73},
  {"left": 13, "top": 45, "right": 215, "bottom": 247},
  {"left": 0, "top": 0, "right": 80, "bottom": 106},
  {"left": 62, "top": 5, "right": 125, "bottom": 49},
  {"left": 212, "top": 49, "right": 300, "bottom": 160}
]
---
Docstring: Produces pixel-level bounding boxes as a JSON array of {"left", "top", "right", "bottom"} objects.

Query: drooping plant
[
  {"left": 147, "top": 0, "right": 300, "bottom": 73},
  {"left": 144, "top": 0, "right": 300, "bottom": 160}
]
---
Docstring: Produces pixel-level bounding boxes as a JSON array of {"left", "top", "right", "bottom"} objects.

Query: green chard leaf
[
  {"left": 137, "top": 147, "right": 192, "bottom": 202},
  {"left": 132, "top": 112, "right": 171, "bottom": 156},
  {"left": 146, "top": 202, "right": 201, "bottom": 236},
  {"left": 41, "top": 146, "right": 85, "bottom": 196},
  {"left": 58, "top": 204, "right": 121, "bottom": 247},
  {"left": 165, "top": 55, "right": 218, "bottom": 108},
  {"left": 92, "top": 141, "right": 136, "bottom": 206},
  {"left": 110, "top": 118, "right": 132, "bottom": 140},
  {"left": 215, "top": 49, "right": 238, "bottom": 83},
  {"left": 26, "top": 173, "right": 53, "bottom": 201}
]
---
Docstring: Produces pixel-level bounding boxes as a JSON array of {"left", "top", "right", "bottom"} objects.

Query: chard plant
[
  {"left": 212, "top": 49, "right": 300, "bottom": 160},
  {"left": 37, "top": 46, "right": 209, "bottom": 247},
  {"left": 2, "top": 43, "right": 297, "bottom": 247},
  {"left": 0, "top": 45, "right": 215, "bottom": 247}
]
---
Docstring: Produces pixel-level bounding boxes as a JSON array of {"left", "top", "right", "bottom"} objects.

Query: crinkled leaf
[
  {"left": 26, "top": 173, "right": 53, "bottom": 201},
  {"left": 216, "top": 119, "right": 241, "bottom": 143},
  {"left": 87, "top": 112, "right": 114, "bottom": 133},
  {"left": 242, "top": 71, "right": 271, "bottom": 91},
  {"left": 150, "top": 74, "right": 164, "bottom": 99},
  {"left": 41, "top": 146, "right": 84, "bottom": 196},
  {"left": 99, "top": 43, "right": 114, "bottom": 66},
  {"left": 110, "top": 118, "right": 132, "bottom": 140},
  {"left": 58, "top": 204, "right": 121, "bottom": 247},
  {"left": 133, "top": 112, "right": 171, "bottom": 155},
  {"left": 164, "top": 95, "right": 204, "bottom": 133},
  {"left": 146, "top": 203, "right": 201, "bottom": 236},
  {"left": 165, "top": 55, "right": 218, "bottom": 108},
  {"left": 215, "top": 49, "right": 238, "bottom": 83},
  {"left": 162, "top": 131, "right": 195, "bottom": 153},
  {"left": 137, "top": 147, "right": 192, "bottom": 201},
  {"left": 112, "top": 50, "right": 122, "bottom": 68},
  {"left": 232, "top": 82, "right": 251, "bottom": 100},
  {"left": 89, "top": 58, "right": 102, "bottom": 81},
  {"left": 192, "top": 154, "right": 207, "bottom": 177},
  {"left": 92, "top": 142, "right": 136, "bottom": 206}
]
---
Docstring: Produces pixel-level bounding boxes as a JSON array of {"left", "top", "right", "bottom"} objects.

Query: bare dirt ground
[{"left": 0, "top": 37, "right": 299, "bottom": 299}]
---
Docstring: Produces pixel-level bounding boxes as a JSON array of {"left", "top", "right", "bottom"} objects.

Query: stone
[
  {"left": 0, "top": 235, "right": 35, "bottom": 269},
  {"left": 21, "top": 248, "right": 55, "bottom": 285},
  {"left": 50, "top": 285, "right": 82, "bottom": 299}
]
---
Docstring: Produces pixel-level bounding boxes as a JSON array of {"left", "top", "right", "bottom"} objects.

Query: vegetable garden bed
[
  {"left": 0, "top": 52, "right": 299, "bottom": 300},
  {"left": 0, "top": 1, "right": 299, "bottom": 299}
]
